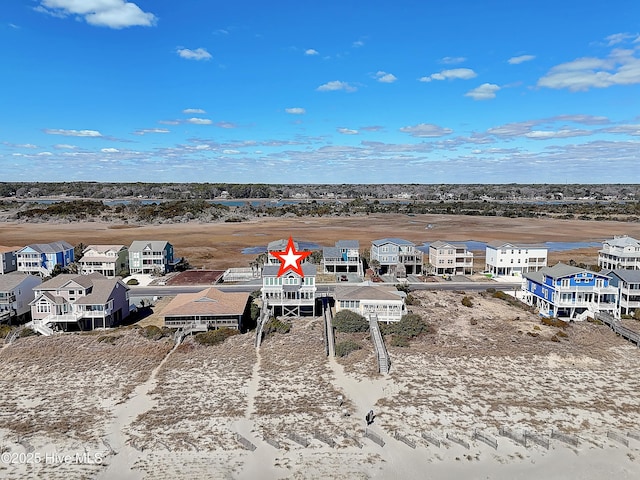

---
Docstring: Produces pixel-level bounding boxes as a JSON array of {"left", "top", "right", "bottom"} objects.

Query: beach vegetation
[
  {"left": 333, "top": 310, "right": 369, "bottom": 333},
  {"left": 335, "top": 339, "right": 361, "bottom": 357}
]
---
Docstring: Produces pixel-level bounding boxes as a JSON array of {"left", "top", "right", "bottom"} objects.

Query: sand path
[
  {"left": 97, "top": 338, "right": 182, "bottom": 480},
  {"left": 234, "top": 339, "right": 289, "bottom": 479}
]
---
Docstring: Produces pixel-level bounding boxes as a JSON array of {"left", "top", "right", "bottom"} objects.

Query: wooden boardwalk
[
  {"left": 596, "top": 312, "right": 640, "bottom": 347},
  {"left": 368, "top": 314, "right": 390, "bottom": 374}
]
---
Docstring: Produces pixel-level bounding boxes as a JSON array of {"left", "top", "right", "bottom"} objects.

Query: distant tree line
[{"left": 1, "top": 182, "right": 638, "bottom": 202}]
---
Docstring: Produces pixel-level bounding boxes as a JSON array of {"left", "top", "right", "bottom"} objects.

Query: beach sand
[
  {"left": 2, "top": 290, "right": 640, "bottom": 479},
  {"left": 1, "top": 214, "right": 640, "bottom": 478}
]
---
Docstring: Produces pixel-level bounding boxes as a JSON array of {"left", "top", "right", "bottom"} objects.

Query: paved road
[{"left": 130, "top": 281, "right": 521, "bottom": 297}]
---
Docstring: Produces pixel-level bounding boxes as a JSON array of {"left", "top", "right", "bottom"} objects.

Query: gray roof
[
  {"left": 74, "top": 278, "right": 127, "bottom": 304},
  {"left": 39, "top": 273, "right": 101, "bottom": 290},
  {"left": 335, "top": 284, "right": 405, "bottom": 301},
  {"left": 19, "top": 241, "right": 73, "bottom": 254},
  {"left": 262, "top": 263, "right": 316, "bottom": 277},
  {"left": 267, "top": 238, "right": 299, "bottom": 251},
  {"left": 129, "top": 240, "right": 171, "bottom": 251},
  {"left": 603, "top": 236, "right": 640, "bottom": 248},
  {"left": 486, "top": 241, "right": 547, "bottom": 249},
  {"left": 335, "top": 240, "right": 359, "bottom": 249},
  {"left": 429, "top": 240, "right": 467, "bottom": 249},
  {"left": 372, "top": 238, "right": 415, "bottom": 246},
  {"left": 323, "top": 246, "right": 341, "bottom": 257},
  {"left": 604, "top": 269, "right": 640, "bottom": 283},
  {"left": 526, "top": 263, "right": 607, "bottom": 280},
  {"left": 83, "top": 244, "right": 127, "bottom": 255},
  {"left": 0, "top": 272, "right": 38, "bottom": 291}
]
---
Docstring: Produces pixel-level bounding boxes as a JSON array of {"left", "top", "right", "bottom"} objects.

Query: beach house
[
  {"left": 370, "top": 238, "right": 423, "bottom": 277},
  {"left": 522, "top": 263, "right": 618, "bottom": 320},
  {"left": 78, "top": 245, "right": 129, "bottom": 278},
  {"left": 30, "top": 273, "right": 130, "bottom": 332},
  {"left": 0, "top": 246, "right": 18, "bottom": 274},
  {"left": 128, "top": 240, "right": 174, "bottom": 275},
  {"left": 485, "top": 242, "right": 547, "bottom": 277},
  {"left": 16, "top": 241, "right": 75, "bottom": 277},
  {"left": 428, "top": 241, "right": 473, "bottom": 276},
  {"left": 334, "top": 283, "right": 407, "bottom": 323},
  {"left": 0, "top": 272, "right": 42, "bottom": 323},
  {"left": 322, "top": 240, "right": 363, "bottom": 276},
  {"left": 161, "top": 287, "right": 251, "bottom": 331},
  {"left": 598, "top": 236, "right": 640, "bottom": 271},
  {"left": 261, "top": 263, "right": 317, "bottom": 317},
  {"left": 603, "top": 269, "right": 640, "bottom": 317}
]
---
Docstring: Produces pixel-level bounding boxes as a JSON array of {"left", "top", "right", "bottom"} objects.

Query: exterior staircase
[
  {"left": 368, "top": 314, "right": 391, "bottom": 374},
  {"left": 26, "top": 318, "right": 55, "bottom": 336}
]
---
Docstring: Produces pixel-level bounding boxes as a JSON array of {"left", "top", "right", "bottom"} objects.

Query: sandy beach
[
  {"left": 1, "top": 214, "right": 640, "bottom": 478},
  {"left": 1, "top": 289, "right": 640, "bottom": 479}
]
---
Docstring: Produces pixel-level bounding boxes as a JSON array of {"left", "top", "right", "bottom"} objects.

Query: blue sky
[{"left": 2, "top": 0, "right": 640, "bottom": 184}]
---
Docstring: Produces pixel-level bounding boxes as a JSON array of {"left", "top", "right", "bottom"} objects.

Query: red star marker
[{"left": 271, "top": 236, "right": 312, "bottom": 277}]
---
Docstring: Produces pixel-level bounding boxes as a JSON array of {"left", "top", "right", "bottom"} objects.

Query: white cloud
[
  {"left": 134, "top": 128, "right": 170, "bottom": 135},
  {"left": 37, "top": 0, "right": 156, "bottom": 29},
  {"left": 222, "top": 149, "right": 240, "bottom": 155},
  {"left": 177, "top": 48, "right": 212, "bottom": 61},
  {"left": 440, "top": 56, "right": 466, "bottom": 65},
  {"left": 605, "top": 32, "right": 636, "bottom": 46},
  {"left": 53, "top": 144, "right": 77, "bottom": 149},
  {"left": 37, "top": 151, "right": 53, "bottom": 156},
  {"left": 305, "top": 49, "right": 319, "bottom": 56},
  {"left": 159, "top": 120, "right": 180, "bottom": 125},
  {"left": 465, "top": 83, "right": 501, "bottom": 100},
  {"left": 183, "top": 108, "right": 206, "bottom": 114},
  {"left": 525, "top": 129, "right": 591, "bottom": 139},
  {"left": 508, "top": 54, "right": 536, "bottom": 65},
  {"left": 285, "top": 107, "right": 306, "bottom": 114},
  {"left": 352, "top": 40, "right": 365, "bottom": 48},
  {"left": 552, "top": 114, "right": 610, "bottom": 125},
  {"left": 43, "top": 128, "right": 103, "bottom": 137},
  {"left": 399, "top": 123, "right": 453, "bottom": 138},
  {"left": 374, "top": 71, "right": 397, "bottom": 83},
  {"left": 316, "top": 80, "right": 357, "bottom": 92},
  {"left": 337, "top": 128, "right": 358, "bottom": 135},
  {"left": 419, "top": 68, "right": 477, "bottom": 82},
  {"left": 537, "top": 48, "right": 640, "bottom": 91},
  {"left": 216, "top": 121, "right": 237, "bottom": 129},
  {"left": 101, "top": 148, "right": 119, "bottom": 153},
  {"left": 602, "top": 124, "right": 640, "bottom": 136},
  {"left": 185, "top": 118, "right": 213, "bottom": 125}
]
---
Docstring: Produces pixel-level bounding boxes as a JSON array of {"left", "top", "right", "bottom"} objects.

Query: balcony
[{"left": 0, "top": 294, "right": 16, "bottom": 304}]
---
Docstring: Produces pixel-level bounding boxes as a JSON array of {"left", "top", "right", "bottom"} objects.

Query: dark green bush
[
  {"left": 333, "top": 310, "right": 369, "bottom": 333},
  {"left": 381, "top": 313, "right": 432, "bottom": 338},
  {"left": 126, "top": 278, "right": 139, "bottom": 285},
  {"left": 263, "top": 317, "right": 291, "bottom": 335},
  {"left": 492, "top": 290, "right": 536, "bottom": 312},
  {"left": 335, "top": 340, "right": 361, "bottom": 357},
  {"left": 461, "top": 296, "right": 473, "bottom": 308},
  {"left": 194, "top": 327, "right": 239, "bottom": 345}
]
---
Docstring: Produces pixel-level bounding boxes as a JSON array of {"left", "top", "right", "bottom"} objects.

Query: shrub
[
  {"left": 0, "top": 325, "right": 11, "bottom": 339},
  {"left": 492, "top": 290, "right": 536, "bottom": 312},
  {"left": 19, "top": 328, "right": 36, "bottom": 338},
  {"left": 461, "top": 296, "right": 473, "bottom": 308},
  {"left": 556, "top": 330, "right": 569, "bottom": 338},
  {"left": 263, "top": 317, "right": 291, "bottom": 335},
  {"left": 126, "top": 278, "right": 139, "bottom": 285},
  {"left": 405, "top": 294, "right": 420, "bottom": 306},
  {"left": 194, "top": 327, "right": 239, "bottom": 346},
  {"left": 389, "top": 335, "right": 409, "bottom": 347},
  {"left": 333, "top": 310, "right": 369, "bottom": 333},
  {"left": 335, "top": 340, "right": 361, "bottom": 357},
  {"left": 139, "top": 325, "right": 163, "bottom": 340},
  {"left": 634, "top": 309, "right": 640, "bottom": 321},
  {"left": 541, "top": 317, "right": 569, "bottom": 329},
  {"left": 382, "top": 313, "right": 432, "bottom": 339},
  {"left": 97, "top": 335, "right": 122, "bottom": 344}
]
